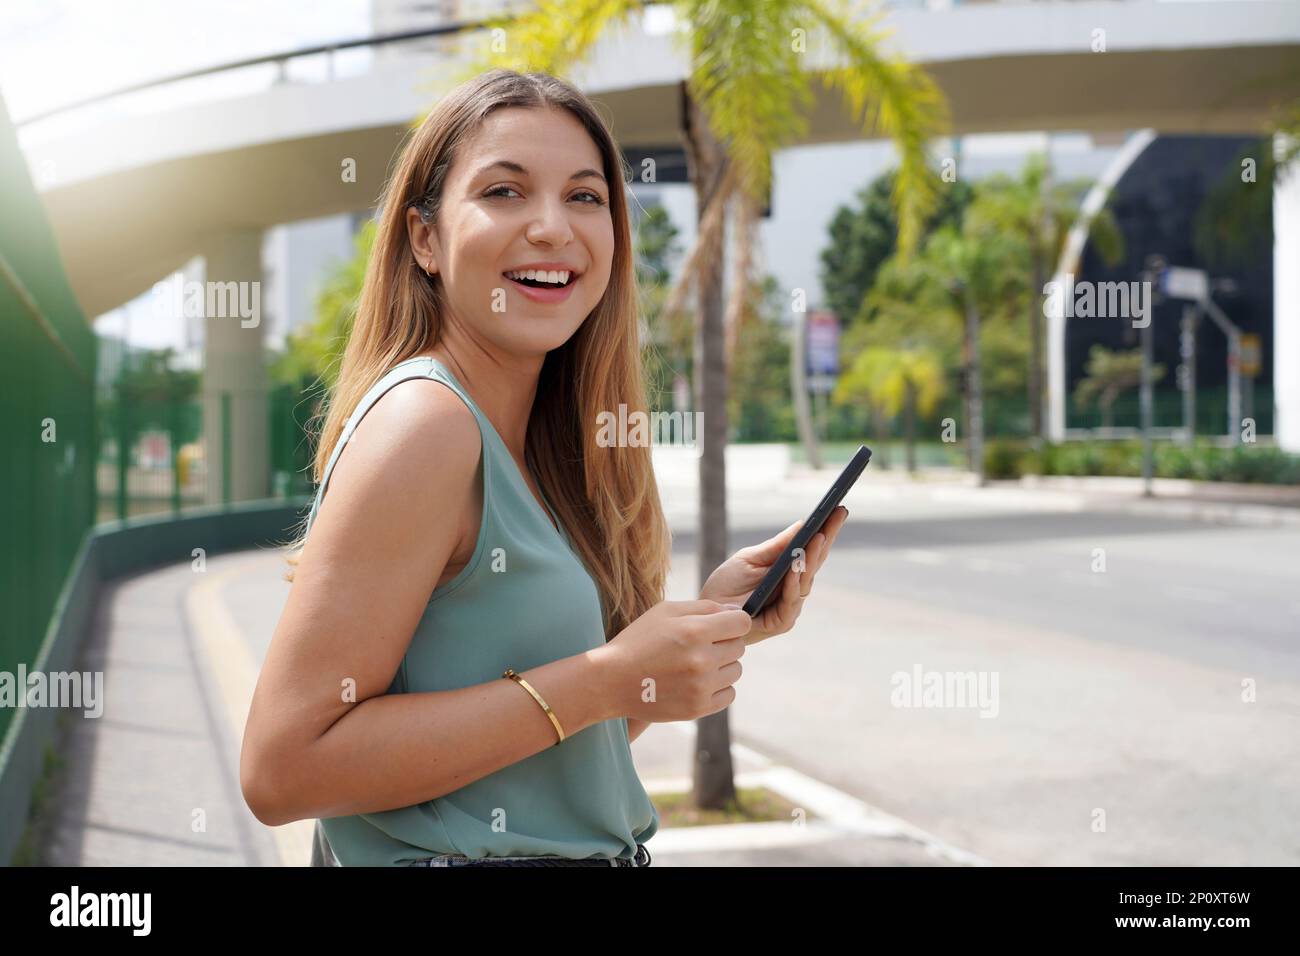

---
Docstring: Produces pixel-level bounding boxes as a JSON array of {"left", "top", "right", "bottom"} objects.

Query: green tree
[
  {"left": 964, "top": 153, "right": 1124, "bottom": 439},
  {"left": 116, "top": 346, "right": 199, "bottom": 404},
  {"left": 636, "top": 206, "right": 689, "bottom": 415},
  {"left": 855, "top": 218, "right": 1028, "bottom": 482},
  {"left": 834, "top": 344, "right": 944, "bottom": 472},
  {"left": 269, "top": 219, "right": 376, "bottom": 391},
  {"left": 109, "top": 345, "right": 200, "bottom": 437},
  {"left": 460, "top": 0, "right": 949, "bottom": 811},
  {"left": 1195, "top": 99, "right": 1300, "bottom": 267},
  {"left": 1073, "top": 345, "right": 1166, "bottom": 430},
  {"left": 821, "top": 170, "right": 973, "bottom": 329},
  {"left": 729, "top": 275, "right": 795, "bottom": 442}
]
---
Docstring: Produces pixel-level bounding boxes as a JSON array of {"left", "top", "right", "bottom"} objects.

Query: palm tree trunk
[
  {"left": 965, "top": 292, "right": 985, "bottom": 486},
  {"left": 961, "top": 315, "right": 973, "bottom": 472},
  {"left": 790, "top": 308, "right": 822, "bottom": 468},
  {"left": 1030, "top": 254, "right": 1044, "bottom": 439},
  {"left": 681, "top": 82, "right": 736, "bottom": 812},
  {"left": 904, "top": 379, "right": 917, "bottom": 473},
  {"left": 872, "top": 405, "right": 890, "bottom": 470}
]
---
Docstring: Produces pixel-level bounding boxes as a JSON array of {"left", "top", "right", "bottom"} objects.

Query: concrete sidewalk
[
  {"left": 27, "top": 562, "right": 280, "bottom": 866},
  {"left": 30, "top": 547, "right": 983, "bottom": 867}
]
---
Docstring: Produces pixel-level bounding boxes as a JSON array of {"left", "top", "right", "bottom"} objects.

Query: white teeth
[{"left": 505, "top": 269, "right": 571, "bottom": 285}]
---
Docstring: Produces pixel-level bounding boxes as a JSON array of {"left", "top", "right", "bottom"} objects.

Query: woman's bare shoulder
[
  {"left": 316, "top": 378, "right": 482, "bottom": 542},
  {"left": 354, "top": 377, "right": 480, "bottom": 470}
]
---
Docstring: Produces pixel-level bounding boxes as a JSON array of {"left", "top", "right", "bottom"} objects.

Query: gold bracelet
[{"left": 502, "top": 668, "right": 566, "bottom": 746}]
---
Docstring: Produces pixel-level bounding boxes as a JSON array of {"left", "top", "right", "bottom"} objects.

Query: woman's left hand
[{"left": 698, "top": 505, "right": 849, "bottom": 646}]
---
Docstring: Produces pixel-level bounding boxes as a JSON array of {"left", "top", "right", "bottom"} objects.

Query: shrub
[
  {"left": 955, "top": 438, "right": 1298, "bottom": 484},
  {"left": 1034, "top": 440, "right": 1300, "bottom": 484},
  {"left": 1155, "top": 442, "right": 1199, "bottom": 479},
  {"left": 983, "top": 439, "right": 1029, "bottom": 479}
]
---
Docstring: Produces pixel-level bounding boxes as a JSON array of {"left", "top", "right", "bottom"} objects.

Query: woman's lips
[{"left": 503, "top": 273, "right": 578, "bottom": 304}]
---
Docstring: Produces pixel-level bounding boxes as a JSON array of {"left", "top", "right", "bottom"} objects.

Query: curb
[{"left": 639, "top": 724, "right": 990, "bottom": 866}]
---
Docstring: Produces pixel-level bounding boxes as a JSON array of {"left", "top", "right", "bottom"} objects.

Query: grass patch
[
  {"left": 11, "top": 719, "right": 71, "bottom": 866},
  {"left": 651, "top": 786, "right": 814, "bottom": 827}
]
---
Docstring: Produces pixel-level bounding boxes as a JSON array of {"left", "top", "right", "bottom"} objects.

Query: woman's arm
[
  {"left": 239, "top": 381, "right": 627, "bottom": 827},
  {"left": 251, "top": 650, "right": 620, "bottom": 826}
]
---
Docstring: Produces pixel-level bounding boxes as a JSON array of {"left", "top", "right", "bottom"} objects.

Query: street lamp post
[
  {"left": 1140, "top": 254, "right": 1165, "bottom": 498},
  {"left": 1180, "top": 304, "right": 1198, "bottom": 445},
  {"left": 950, "top": 277, "right": 984, "bottom": 487}
]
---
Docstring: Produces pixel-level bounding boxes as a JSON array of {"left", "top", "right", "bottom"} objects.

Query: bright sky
[
  {"left": 0, "top": 1, "right": 375, "bottom": 358},
  {"left": 0, "top": 0, "right": 372, "bottom": 123}
]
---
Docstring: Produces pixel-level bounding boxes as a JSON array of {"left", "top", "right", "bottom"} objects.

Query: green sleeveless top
[{"left": 302, "top": 355, "right": 659, "bottom": 865}]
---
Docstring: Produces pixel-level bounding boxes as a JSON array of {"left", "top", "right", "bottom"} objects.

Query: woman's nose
[{"left": 525, "top": 197, "right": 575, "bottom": 246}]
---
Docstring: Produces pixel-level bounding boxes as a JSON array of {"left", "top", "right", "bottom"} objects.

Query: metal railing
[
  {"left": 9, "top": 0, "right": 1109, "bottom": 131},
  {"left": 13, "top": 4, "right": 532, "bottom": 130}
]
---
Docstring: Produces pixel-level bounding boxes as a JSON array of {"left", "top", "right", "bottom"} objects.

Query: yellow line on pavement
[{"left": 185, "top": 557, "right": 315, "bottom": 867}]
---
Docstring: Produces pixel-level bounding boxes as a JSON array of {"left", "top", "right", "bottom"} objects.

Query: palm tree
[
  {"left": 873, "top": 223, "right": 1024, "bottom": 486},
  {"left": 1195, "top": 98, "right": 1300, "bottom": 266},
  {"left": 456, "top": 0, "right": 948, "bottom": 811},
  {"left": 1074, "top": 345, "right": 1166, "bottom": 430},
  {"left": 964, "top": 153, "right": 1123, "bottom": 440},
  {"left": 834, "top": 345, "right": 945, "bottom": 473}
]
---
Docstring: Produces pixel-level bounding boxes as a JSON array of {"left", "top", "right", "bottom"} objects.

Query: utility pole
[
  {"left": 967, "top": 291, "right": 984, "bottom": 487},
  {"left": 790, "top": 308, "right": 822, "bottom": 469},
  {"left": 1159, "top": 267, "right": 1244, "bottom": 442},
  {"left": 1179, "top": 304, "right": 1198, "bottom": 445},
  {"left": 1200, "top": 294, "right": 1243, "bottom": 439},
  {"left": 1140, "top": 255, "right": 1164, "bottom": 498}
]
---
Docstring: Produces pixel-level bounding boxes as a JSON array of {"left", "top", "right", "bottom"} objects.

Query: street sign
[
  {"left": 809, "top": 374, "right": 837, "bottom": 395},
  {"left": 806, "top": 311, "right": 840, "bottom": 395},
  {"left": 1159, "top": 266, "right": 1209, "bottom": 301},
  {"left": 1241, "top": 333, "right": 1261, "bottom": 377},
  {"left": 806, "top": 310, "right": 840, "bottom": 374}
]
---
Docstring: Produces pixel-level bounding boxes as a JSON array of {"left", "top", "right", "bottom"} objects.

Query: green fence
[
  {"left": 818, "top": 383, "right": 1275, "bottom": 444},
  {"left": 270, "top": 376, "right": 325, "bottom": 500},
  {"left": 0, "top": 93, "right": 97, "bottom": 747},
  {"left": 93, "top": 338, "right": 322, "bottom": 523}
]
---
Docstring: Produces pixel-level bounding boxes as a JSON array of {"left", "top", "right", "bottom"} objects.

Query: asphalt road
[{"left": 665, "top": 485, "right": 1300, "bottom": 865}]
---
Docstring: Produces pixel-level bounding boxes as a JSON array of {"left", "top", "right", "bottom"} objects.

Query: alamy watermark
[
  {"left": 595, "top": 404, "right": 704, "bottom": 449},
  {"left": 152, "top": 275, "right": 261, "bottom": 328},
  {"left": 50, "top": 886, "right": 150, "bottom": 935},
  {"left": 890, "top": 664, "right": 999, "bottom": 718},
  {"left": 1, "top": 665, "right": 103, "bottom": 718},
  {"left": 1043, "top": 274, "right": 1150, "bottom": 329}
]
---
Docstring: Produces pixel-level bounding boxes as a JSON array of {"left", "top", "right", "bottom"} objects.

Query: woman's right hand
[{"left": 599, "top": 600, "right": 753, "bottom": 723}]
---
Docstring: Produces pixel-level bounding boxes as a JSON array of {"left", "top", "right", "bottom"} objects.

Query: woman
[{"left": 239, "top": 69, "right": 848, "bottom": 867}]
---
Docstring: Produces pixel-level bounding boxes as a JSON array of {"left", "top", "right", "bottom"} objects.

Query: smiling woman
[
  {"left": 238, "top": 69, "right": 683, "bottom": 868},
  {"left": 238, "top": 68, "right": 842, "bottom": 869}
]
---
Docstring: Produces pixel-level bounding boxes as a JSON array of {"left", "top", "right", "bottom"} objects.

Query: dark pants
[{"left": 310, "top": 820, "right": 651, "bottom": 866}]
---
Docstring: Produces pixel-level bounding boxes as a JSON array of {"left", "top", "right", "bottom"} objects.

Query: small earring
[{"left": 426, "top": 256, "right": 434, "bottom": 276}]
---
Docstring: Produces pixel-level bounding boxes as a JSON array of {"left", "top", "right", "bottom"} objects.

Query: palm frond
[
  {"left": 799, "top": 0, "right": 949, "bottom": 257},
  {"left": 430, "top": 0, "right": 645, "bottom": 95}
]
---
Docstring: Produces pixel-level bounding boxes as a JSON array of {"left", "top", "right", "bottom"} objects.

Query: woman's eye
[{"left": 484, "top": 185, "right": 605, "bottom": 206}]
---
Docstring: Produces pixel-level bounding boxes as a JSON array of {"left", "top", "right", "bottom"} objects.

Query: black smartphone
[{"left": 741, "top": 444, "right": 871, "bottom": 617}]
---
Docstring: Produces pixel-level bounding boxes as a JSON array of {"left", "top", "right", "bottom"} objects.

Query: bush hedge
[{"left": 978, "top": 439, "right": 1300, "bottom": 485}]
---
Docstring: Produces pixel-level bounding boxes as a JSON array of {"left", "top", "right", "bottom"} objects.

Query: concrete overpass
[{"left": 15, "top": 0, "right": 1300, "bottom": 484}]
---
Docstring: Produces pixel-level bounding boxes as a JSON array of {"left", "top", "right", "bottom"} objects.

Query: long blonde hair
[{"left": 284, "top": 69, "right": 669, "bottom": 639}]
